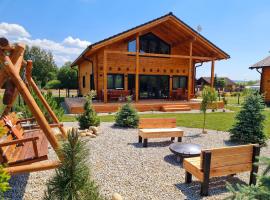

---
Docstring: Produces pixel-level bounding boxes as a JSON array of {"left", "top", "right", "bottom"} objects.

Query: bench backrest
[
  {"left": 139, "top": 118, "right": 176, "bottom": 129},
  {"left": 200, "top": 144, "right": 257, "bottom": 175}
]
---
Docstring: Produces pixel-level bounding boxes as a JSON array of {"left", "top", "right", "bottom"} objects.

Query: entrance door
[{"left": 139, "top": 75, "right": 169, "bottom": 99}]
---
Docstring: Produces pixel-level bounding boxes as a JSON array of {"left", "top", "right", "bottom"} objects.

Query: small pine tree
[
  {"left": 77, "top": 91, "right": 100, "bottom": 129},
  {"left": 226, "top": 156, "right": 270, "bottom": 200},
  {"left": 115, "top": 96, "right": 139, "bottom": 128},
  {"left": 229, "top": 93, "right": 266, "bottom": 145},
  {"left": 200, "top": 86, "right": 217, "bottom": 133},
  {"left": 44, "top": 128, "right": 104, "bottom": 200},
  {"left": 0, "top": 165, "right": 10, "bottom": 199}
]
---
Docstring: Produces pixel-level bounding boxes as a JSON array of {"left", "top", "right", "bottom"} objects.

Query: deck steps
[{"left": 161, "top": 104, "right": 191, "bottom": 112}]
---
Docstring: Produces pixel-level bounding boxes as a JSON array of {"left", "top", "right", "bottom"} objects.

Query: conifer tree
[
  {"left": 115, "top": 96, "right": 139, "bottom": 128},
  {"left": 77, "top": 91, "right": 100, "bottom": 129},
  {"left": 44, "top": 128, "right": 104, "bottom": 200},
  {"left": 229, "top": 93, "right": 266, "bottom": 144}
]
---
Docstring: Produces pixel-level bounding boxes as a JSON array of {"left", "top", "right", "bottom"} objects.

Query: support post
[
  {"left": 249, "top": 145, "right": 260, "bottom": 185},
  {"left": 187, "top": 42, "right": 193, "bottom": 100},
  {"left": 124, "top": 74, "right": 128, "bottom": 91},
  {"left": 135, "top": 34, "right": 139, "bottom": 102},
  {"left": 169, "top": 75, "right": 173, "bottom": 99},
  {"left": 103, "top": 51, "right": 108, "bottom": 103},
  {"left": 26, "top": 61, "right": 67, "bottom": 138},
  {"left": 201, "top": 150, "right": 211, "bottom": 196},
  {"left": 210, "top": 60, "right": 215, "bottom": 88}
]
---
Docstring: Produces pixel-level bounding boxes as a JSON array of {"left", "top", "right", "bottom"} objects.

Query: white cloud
[
  {"left": 0, "top": 22, "right": 30, "bottom": 38},
  {"left": 0, "top": 22, "right": 90, "bottom": 66}
]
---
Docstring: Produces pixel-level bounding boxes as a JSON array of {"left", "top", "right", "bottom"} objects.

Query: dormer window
[{"left": 128, "top": 33, "right": 171, "bottom": 54}]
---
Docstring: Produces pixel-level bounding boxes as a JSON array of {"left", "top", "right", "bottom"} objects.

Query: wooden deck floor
[{"left": 65, "top": 98, "right": 224, "bottom": 114}]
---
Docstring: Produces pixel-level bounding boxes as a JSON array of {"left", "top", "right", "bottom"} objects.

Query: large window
[
  {"left": 107, "top": 74, "right": 124, "bottom": 89},
  {"left": 128, "top": 33, "right": 171, "bottom": 54},
  {"left": 82, "top": 76, "right": 86, "bottom": 88},
  {"left": 173, "top": 76, "right": 187, "bottom": 89}
]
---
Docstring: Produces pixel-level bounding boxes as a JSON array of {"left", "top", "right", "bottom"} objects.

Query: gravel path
[{"left": 6, "top": 122, "right": 270, "bottom": 200}]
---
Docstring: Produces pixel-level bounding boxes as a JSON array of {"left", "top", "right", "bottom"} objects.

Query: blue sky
[{"left": 0, "top": 0, "right": 270, "bottom": 80}]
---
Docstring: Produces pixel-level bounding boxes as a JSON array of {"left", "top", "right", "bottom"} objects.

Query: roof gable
[{"left": 250, "top": 55, "right": 270, "bottom": 69}]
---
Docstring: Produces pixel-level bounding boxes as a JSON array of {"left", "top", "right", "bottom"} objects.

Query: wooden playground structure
[{"left": 0, "top": 38, "right": 66, "bottom": 174}]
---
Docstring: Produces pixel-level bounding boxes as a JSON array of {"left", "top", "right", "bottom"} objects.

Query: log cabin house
[
  {"left": 71, "top": 12, "right": 230, "bottom": 103},
  {"left": 250, "top": 55, "right": 270, "bottom": 103}
]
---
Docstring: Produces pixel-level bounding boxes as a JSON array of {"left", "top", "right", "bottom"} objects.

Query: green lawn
[{"left": 62, "top": 108, "right": 270, "bottom": 136}]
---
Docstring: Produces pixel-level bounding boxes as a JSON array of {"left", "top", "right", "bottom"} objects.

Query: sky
[{"left": 0, "top": 0, "right": 270, "bottom": 81}]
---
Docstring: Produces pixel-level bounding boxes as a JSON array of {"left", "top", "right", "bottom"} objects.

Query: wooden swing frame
[{"left": 0, "top": 38, "right": 65, "bottom": 174}]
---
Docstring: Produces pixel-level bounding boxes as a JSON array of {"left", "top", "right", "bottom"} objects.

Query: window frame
[
  {"left": 107, "top": 73, "right": 124, "bottom": 90},
  {"left": 172, "top": 76, "right": 188, "bottom": 90}
]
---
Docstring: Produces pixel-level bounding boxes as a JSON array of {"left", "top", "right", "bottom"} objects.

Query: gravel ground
[{"left": 6, "top": 122, "right": 270, "bottom": 200}]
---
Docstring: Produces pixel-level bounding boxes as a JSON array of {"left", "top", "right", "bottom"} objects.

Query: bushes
[
  {"left": 44, "top": 128, "right": 104, "bottom": 200},
  {"left": 77, "top": 91, "right": 100, "bottom": 129},
  {"left": 0, "top": 165, "right": 10, "bottom": 199},
  {"left": 227, "top": 156, "right": 270, "bottom": 199},
  {"left": 115, "top": 96, "right": 139, "bottom": 128},
  {"left": 44, "top": 80, "right": 61, "bottom": 89},
  {"left": 229, "top": 93, "right": 266, "bottom": 145}
]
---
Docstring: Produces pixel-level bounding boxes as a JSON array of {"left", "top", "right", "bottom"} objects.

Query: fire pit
[{"left": 169, "top": 143, "right": 201, "bottom": 162}]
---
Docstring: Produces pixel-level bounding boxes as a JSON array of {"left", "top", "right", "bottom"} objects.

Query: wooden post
[
  {"left": 201, "top": 150, "right": 211, "bottom": 196},
  {"left": 135, "top": 34, "right": 140, "bottom": 102},
  {"left": 187, "top": 42, "right": 193, "bottom": 100},
  {"left": 169, "top": 76, "right": 173, "bottom": 99},
  {"left": 124, "top": 74, "right": 128, "bottom": 91},
  {"left": 26, "top": 61, "right": 67, "bottom": 138},
  {"left": 249, "top": 145, "right": 260, "bottom": 185},
  {"left": 0, "top": 50, "right": 60, "bottom": 151},
  {"left": 185, "top": 171, "right": 192, "bottom": 183},
  {"left": 210, "top": 60, "right": 215, "bottom": 88},
  {"left": 103, "top": 51, "right": 108, "bottom": 103}
]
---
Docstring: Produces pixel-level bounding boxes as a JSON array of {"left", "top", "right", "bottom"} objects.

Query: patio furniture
[
  {"left": 138, "top": 118, "right": 184, "bottom": 147},
  {"left": 107, "top": 90, "right": 130, "bottom": 101},
  {"left": 183, "top": 144, "right": 260, "bottom": 196},
  {"left": 169, "top": 143, "right": 201, "bottom": 162}
]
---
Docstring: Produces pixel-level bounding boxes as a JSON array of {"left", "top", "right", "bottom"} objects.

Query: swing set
[{"left": 0, "top": 37, "right": 66, "bottom": 174}]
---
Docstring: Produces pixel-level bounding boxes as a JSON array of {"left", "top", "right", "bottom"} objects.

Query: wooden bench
[
  {"left": 0, "top": 114, "right": 49, "bottom": 167},
  {"left": 138, "top": 118, "right": 184, "bottom": 147},
  {"left": 183, "top": 144, "right": 260, "bottom": 196}
]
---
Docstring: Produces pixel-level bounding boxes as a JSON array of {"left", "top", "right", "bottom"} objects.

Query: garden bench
[
  {"left": 0, "top": 114, "right": 49, "bottom": 167},
  {"left": 138, "top": 118, "right": 184, "bottom": 147},
  {"left": 183, "top": 144, "right": 260, "bottom": 196}
]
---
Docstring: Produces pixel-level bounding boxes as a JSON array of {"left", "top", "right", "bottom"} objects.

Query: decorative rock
[
  {"left": 112, "top": 192, "right": 123, "bottom": 200},
  {"left": 86, "top": 132, "right": 96, "bottom": 138},
  {"left": 80, "top": 132, "right": 87, "bottom": 137},
  {"left": 89, "top": 126, "right": 99, "bottom": 135}
]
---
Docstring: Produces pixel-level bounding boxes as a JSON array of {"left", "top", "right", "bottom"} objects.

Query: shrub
[
  {"left": 77, "top": 91, "right": 100, "bottom": 129},
  {"left": 44, "top": 128, "right": 104, "bottom": 200},
  {"left": 115, "top": 96, "right": 139, "bottom": 128},
  {"left": 0, "top": 165, "right": 10, "bottom": 199},
  {"left": 44, "top": 80, "right": 61, "bottom": 89},
  {"left": 226, "top": 156, "right": 270, "bottom": 200},
  {"left": 200, "top": 86, "right": 217, "bottom": 133},
  {"left": 229, "top": 93, "right": 266, "bottom": 145}
]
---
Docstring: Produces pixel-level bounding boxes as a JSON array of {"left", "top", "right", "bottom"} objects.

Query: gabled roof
[
  {"left": 72, "top": 12, "right": 230, "bottom": 66},
  {"left": 197, "top": 77, "right": 236, "bottom": 86},
  {"left": 250, "top": 55, "right": 270, "bottom": 69}
]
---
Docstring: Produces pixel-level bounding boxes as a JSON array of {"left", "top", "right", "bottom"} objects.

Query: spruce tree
[
  {"left": 115, "top": 96, "right": 139, "bottom": 128},
  {"left": 77, "top": 91, "right": 100, "bottom": 129},
  {"left": 44, "top": 128, "right": 104, "bottom": 200},
  {"left": 226, "top": 157, "right": 270, "bottom": 200},
  {"left": 229, "top": 93, "right": 266, "bottom": 145}
]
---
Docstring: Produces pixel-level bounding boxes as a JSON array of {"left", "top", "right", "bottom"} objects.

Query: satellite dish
[{"left": 196, "top": 25, "right": 202, "bottom": 33}]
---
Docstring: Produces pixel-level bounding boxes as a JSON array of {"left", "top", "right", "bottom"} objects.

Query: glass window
[
  {"left": 128, "top": 40, "right": 136, "bottom": 52},
  {"left": 82, "top": 76, "right": 86, "bottom": 88},
  {"left": 173, "top": 76, "right": 187, "bottom": 89},
  {"left": 107, "top": 74, "right": 124, "bottom": 89}
]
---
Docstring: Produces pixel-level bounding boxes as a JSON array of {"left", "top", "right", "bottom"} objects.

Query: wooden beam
[
  {"left": 210, "top": 60, "right": 215, "bottom": 88},
  {"left": 135, "top": 34, "right": 140, "bottom": 102},
  {"left": 169, "top": 76, "right": 173, "bottom": 99},
  {"left": 103, "top": 50, "right": 108, "bottom": 103},
  {"left": 187, "top": 42, "right": 193, "bottom": 100},
  {"left": 105, "top": 50, "right": 215, "bottom": 61},
  {"left": 26, "top": 61, "right": 67, "bottom": 138}
]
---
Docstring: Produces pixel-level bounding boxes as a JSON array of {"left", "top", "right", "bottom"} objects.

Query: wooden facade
[
  {"left": 250, "top": 55, "right": 270, "bottom": 103},
  {"left": 72, "top": 13, "right": 229, "bottom": 102}
]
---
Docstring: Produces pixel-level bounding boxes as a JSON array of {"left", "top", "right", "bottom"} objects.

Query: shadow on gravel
[
  {"left": 5, "top": 173, "right": 29, "bottom": 200},
  {"left": 175, "top": 176, "right": 247, "bottom": 199},
  {"left": 163, "top": 154, "right": 183, "bottom": 167},
  {"left": 128, "top": 141, "right": 172, "bottom": 148}
]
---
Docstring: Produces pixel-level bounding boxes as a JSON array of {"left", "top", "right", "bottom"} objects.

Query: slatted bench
[
  {"left": 0, "top": 115, "right": 49, "bottom": 167},
  {"left": 138, "top": 118, "right": 184, "bottom": 147},
  {"left": 183, "top": 144, "right": 260, "bottom": 196}
]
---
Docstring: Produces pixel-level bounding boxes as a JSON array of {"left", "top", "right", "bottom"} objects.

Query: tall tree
[
  {"left": 57, "top": 62, "right": 78, "bottom": 89},
  {"left": 24, "top": 46, "right": 58, "bottom": 87}
]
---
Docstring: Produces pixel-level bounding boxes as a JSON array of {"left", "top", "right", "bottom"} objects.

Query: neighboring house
[
  {"left": 245, "top": 81, "right": 260, "bottom": 91},
  {"left": 196, "top": 77, "right": 236, "bottom": 91},
  {"left": 250, "top": 55, "right": 270, "bottom": 103},
  {"left": 71, "top": 12, "right": 229, "bottom": 103}
]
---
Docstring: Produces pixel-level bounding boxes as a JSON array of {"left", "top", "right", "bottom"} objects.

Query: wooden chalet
[
  {"left": 197, "top": 77, "right": 236, "bottom": 91},
  {"left": 71, "top": 12, "right": 229, "bottom": 103},
  {"left": 250, "top": 55, "right": 270, "bottom": 103}
]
